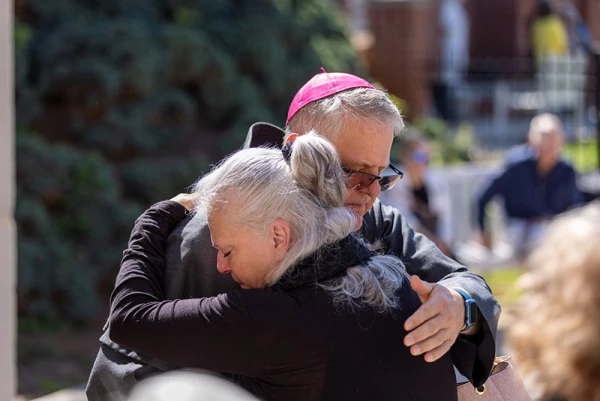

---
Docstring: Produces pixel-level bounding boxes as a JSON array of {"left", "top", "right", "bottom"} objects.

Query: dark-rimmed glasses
[{"left": 342, "top": 163, "right": 403, "bottom": 192}]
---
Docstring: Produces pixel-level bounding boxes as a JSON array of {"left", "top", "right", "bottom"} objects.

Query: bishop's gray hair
[
  {"left": 192, "top": 131, "right": 408, "bottom": 313},
  {"left": 284, "top": 87, "right": 405, "bottom": 142}
]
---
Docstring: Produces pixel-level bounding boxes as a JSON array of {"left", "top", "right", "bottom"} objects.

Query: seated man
[{"left": 476, "top": 113, "right": 583, "bottom": 257}]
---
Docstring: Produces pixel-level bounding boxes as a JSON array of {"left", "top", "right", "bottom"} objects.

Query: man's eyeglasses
[{"left": 341, "top": 163, "right": 404, "bottom": 192}]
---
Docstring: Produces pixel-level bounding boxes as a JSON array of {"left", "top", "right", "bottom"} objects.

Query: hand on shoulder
[{"left": 170, "top": 193, "right": 197, "bottom": 211}]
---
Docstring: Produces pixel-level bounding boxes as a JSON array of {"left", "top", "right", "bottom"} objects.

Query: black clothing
[
  {"left": 275, "top": 235, "right": 374, "bottom": 290},
  {"left": 412, "top": 184, "right": 430, "bottom": 207},
  {"left": 109, "top": 201, "right": 458, "bottom": 401},
  {"left": 88, "top": 122, "right": 499, "bottom": 400},
  {"left": 411, "top": 184, "right": 439, "bottom": 235},
  {"left": 477, "top": 157, "right": 582, "bottom": 231}
]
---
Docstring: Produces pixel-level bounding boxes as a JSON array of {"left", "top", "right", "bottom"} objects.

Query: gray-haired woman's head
[
  {"left": 284, "top": 87, "right": 405, "bottom": 141},
  {"left": 192, "top": 130, "right": 408, "bottom": 312},
  {"left": 192, "top": 131, "right": 355, "bottom": 287}
]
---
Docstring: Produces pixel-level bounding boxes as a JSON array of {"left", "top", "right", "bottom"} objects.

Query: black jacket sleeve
[
  {"left": 108, "top": 201, "right": 259, "bottom": 375},
  {"left": 361, "top": 199, "right": 500, "bottom": 387}
]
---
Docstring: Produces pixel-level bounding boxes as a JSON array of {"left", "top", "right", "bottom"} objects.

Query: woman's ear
[{"left": 270, "top": 219, "right": 291, "bottom": 259}]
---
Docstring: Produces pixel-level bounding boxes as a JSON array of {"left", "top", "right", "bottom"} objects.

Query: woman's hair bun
[{"left": 288, "top": 131, "right": 347, "bottom": 208}]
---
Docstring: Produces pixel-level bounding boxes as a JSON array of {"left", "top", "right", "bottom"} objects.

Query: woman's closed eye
[{"left": 223, "top": 250, "right": 231, "bottom": 258}]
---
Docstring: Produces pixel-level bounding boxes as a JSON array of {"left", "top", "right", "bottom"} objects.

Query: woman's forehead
[{"left": 207, "top": 210, "right": 231, "bottom": 241}]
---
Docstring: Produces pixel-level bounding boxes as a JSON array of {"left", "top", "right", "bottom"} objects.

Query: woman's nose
[{"left": 217, "top": 254, "right": 231, "bottom": 274}]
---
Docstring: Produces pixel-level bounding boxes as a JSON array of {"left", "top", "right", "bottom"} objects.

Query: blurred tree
[
  {"left": 15, "top": 0, "right": 361, "bottom": 323},
  {"left": 415, "top": 117, "right": 474, "bottom": 165}
]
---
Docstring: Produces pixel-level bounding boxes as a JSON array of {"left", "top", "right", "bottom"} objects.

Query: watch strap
[{"left": 452, "top": 287, "right": 477, "bottom": 333}]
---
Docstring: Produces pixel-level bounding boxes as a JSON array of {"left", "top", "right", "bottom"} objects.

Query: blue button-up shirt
[{"left": 477, "top": 157, "right": 582, "bottom": 231}]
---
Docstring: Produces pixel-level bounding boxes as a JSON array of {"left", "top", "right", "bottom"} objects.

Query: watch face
[{"left": 466, "top": 299, "right": 477, "bottom": 325}]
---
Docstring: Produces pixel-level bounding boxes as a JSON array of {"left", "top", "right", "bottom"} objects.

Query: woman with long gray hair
[{"left": 109, "top": 131, "right": 457, "bottom": 401}]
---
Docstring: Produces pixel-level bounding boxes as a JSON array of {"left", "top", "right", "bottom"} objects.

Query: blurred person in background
[
  {"left": 551, "top": 0, "right": 595, "bottom": 54},
  {"left": 109, "top": 132, "right": 459, "bottom": 401},
  {"left": 503, "top": 111, "right": 557, "bottom": 166},
  {"left": 502, "top": 134, "right": 536, "bottom": 167},
  {"left": 531, "top": 0, "right": 569, "bottom": 68},
  {"left": 432, "top": 0, "right": 470, "bottom": 125},
  {"left": 476, "top": 113, "right": 582, "bottom": 257},
  {"left": 509, "top": 201, "right": 600, "bottom": 401},
  {"left": 379, "top": 131, "right": 454, "bottom": 258},
  {"left": 88, "top": 71, "right": 500, "bottom": 400}
]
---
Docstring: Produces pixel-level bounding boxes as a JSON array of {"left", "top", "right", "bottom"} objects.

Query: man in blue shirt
[{"left": 476, "top": 113, "right": 582, "bottom": 255}]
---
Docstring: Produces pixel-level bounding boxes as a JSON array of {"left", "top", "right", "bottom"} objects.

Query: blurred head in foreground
[
  {"left": 128, "top": 371, "right": 258, "bottom": 401},
  {"left": 509, "top": 201, "right": 600, "bottom": 401}
]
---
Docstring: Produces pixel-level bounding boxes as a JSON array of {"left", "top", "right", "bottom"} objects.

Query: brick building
[{"left": 341, "top": 0, "right": 600, "bottom": 119}]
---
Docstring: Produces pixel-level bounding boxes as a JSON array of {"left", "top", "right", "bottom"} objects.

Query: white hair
[
  {"left": 284, "top": 87, "right": 405, "bottom": 142},
  {"left": 192, "top": 131, "right": 408, "bottom": 313},
  {"left": 319, "top": 252, "right": 408, "bottom": 314},
  {"left": 128, "top": 371, "right": 258, "bottom": 401},
  {"left": 528, "top": 113, "right": 564, "bottom": 143}
]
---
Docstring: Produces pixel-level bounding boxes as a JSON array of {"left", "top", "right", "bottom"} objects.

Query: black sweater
[{"left": 109, "top": 201, "right": 457, "bottom": 401}]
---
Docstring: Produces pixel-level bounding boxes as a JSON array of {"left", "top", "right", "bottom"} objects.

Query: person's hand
[
  {"left": 170, "top": 193, "right": 196, "bottom": 211},
  {"left": 403, "top": 276, "right": 466, "bottom": 362}
]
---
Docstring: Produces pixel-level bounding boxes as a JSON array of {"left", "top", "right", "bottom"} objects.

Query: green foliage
[
  {"left": 414, "top": 117, "right": 475, "bottom": 165},
  {"left": 564, "top": 140, "right": 598, "bottom": 172},
  {"left": 39, "top": 379, "right": 65, "bottom": 395},
  {"left": 121, "top": 156, "right": 209, "bottom": 205},
  {"left": 479, "top": 267, "right": 525, "bottom": 308},
  {"left": 16, "top": 0, "right": 360, "bottom": 322},
  {"left": 16, "top": 133, "right": 143, "bottom": 321},
  {"left": 14, "top": 21, "right": 32, "bottom": 89},
  {"left": 18, "top": 316, "right": 73, "bottom": 335}
]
